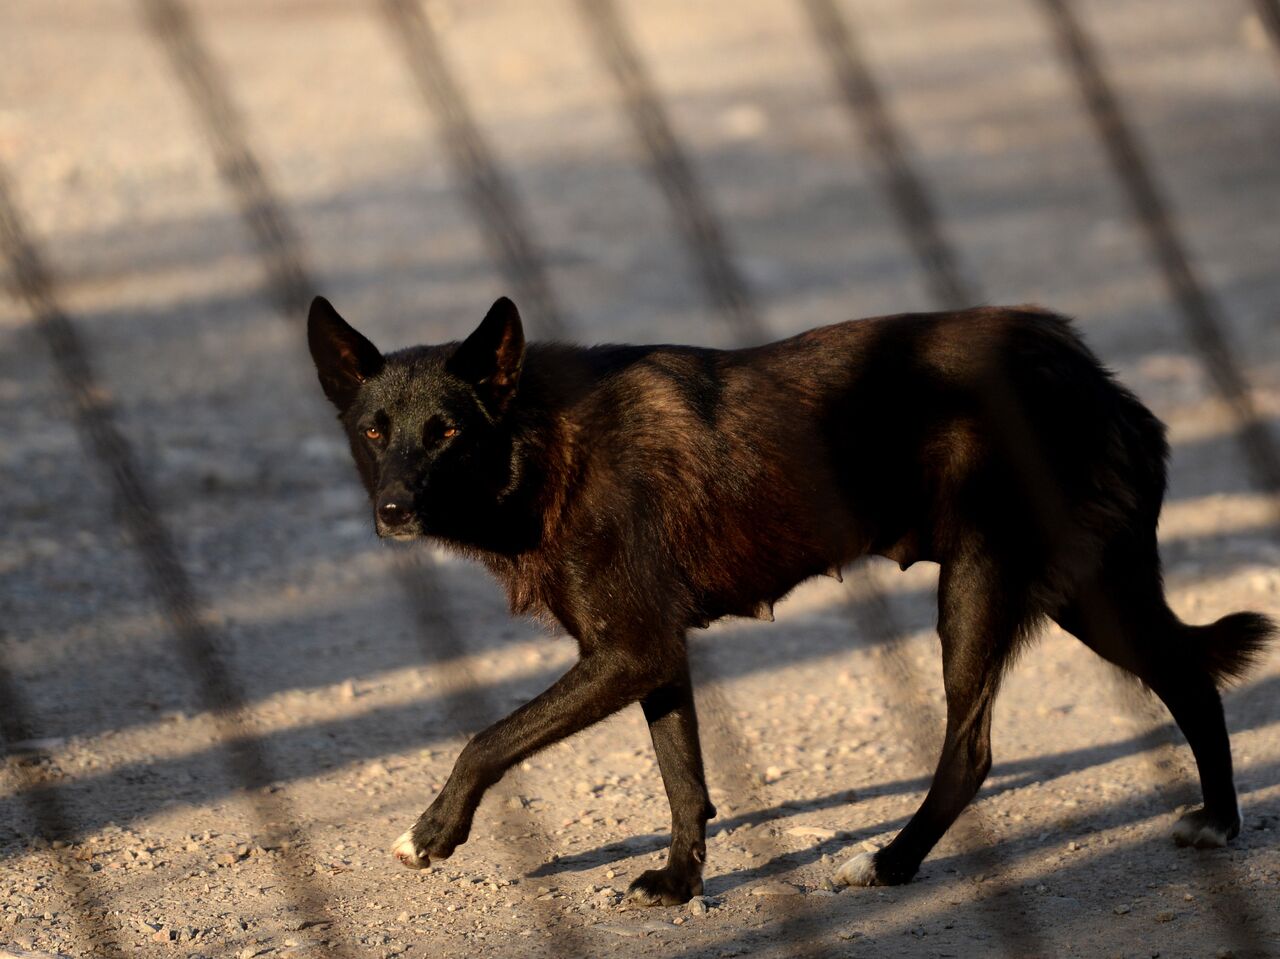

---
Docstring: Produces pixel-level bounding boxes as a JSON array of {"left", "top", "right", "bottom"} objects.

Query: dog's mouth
[
  {"left": 379, "top": 529, "right": 422, "bottom": 542},
  {"left": 376, "top": 524, "right": 424, "bottom": 541},
  {"left": 375, "top": 514, "right": 426, "bottom": 541}
]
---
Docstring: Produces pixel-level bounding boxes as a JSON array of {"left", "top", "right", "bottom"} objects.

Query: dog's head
[{"left": 307, "top": 296, "right": 526, "bottom": 543}]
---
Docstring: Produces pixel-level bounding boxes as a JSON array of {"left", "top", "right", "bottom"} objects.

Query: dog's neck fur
[{"left": 443, "top": 348, "right": 593, "bottom": 624}]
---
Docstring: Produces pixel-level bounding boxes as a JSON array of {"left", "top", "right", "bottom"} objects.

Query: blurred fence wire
[
  {"left": 0, "top": 161, "right": 358, "bottom": 958},
  {"left": 1256, "top": 0, "right": 1280, "bottom": 58},
  {"left": 141, "top": 0, "right": 596, "bottom": 951},
  {"left": 380, "top": 0, "right": 571, "bottom": 339},
  {"left": 1, "top": 0, "right": 1274, "bottom": 956}
]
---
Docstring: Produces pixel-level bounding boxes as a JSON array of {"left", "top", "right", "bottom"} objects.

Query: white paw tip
[
  {"left": 392, "top": 829, "right": 428, "bottom": 869},
  {"left": 1172, "top": 820, "right": 1229, "bottom": 849},
  {"left": 834, "top": 850, "right": 880, "bottom": 887},
  {"left": 1172, "top": 807, "right": 1240, "bottom": 850}
]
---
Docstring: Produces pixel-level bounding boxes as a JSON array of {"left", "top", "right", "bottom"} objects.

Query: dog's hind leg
[
  {"left": 627, "top": 657, "right": 717, "bottom": 907},
  {"left": 1052, "top": 540, "right": 1261, "bottom": 849},
  {"left": 836, "top": 553, "right": 1020, "bottom": 887}
]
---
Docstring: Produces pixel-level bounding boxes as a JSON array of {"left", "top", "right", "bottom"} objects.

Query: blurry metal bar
[
  {"left": 575, "top": 0, "right": 769, "bottom": 344},
  {"left": 801, "top": 0, "right": 979, "bottom": 310},
  {"left": 1035, "top": 1, "right": 1273, "bottom": 953},
  {"left": 806, "top": 0, "right": 1266, "bottom": 950},
  {"left": 371, "top": 1, "right": 833, "bottom": 938},
  {"left": 574, "top": 2, "right": 1029, "bottom": 953},
  {"left": 0, "top": 162, "right": 356, "bottom": 958},
  {"left": 0, "top": 651, "right": 124, "bottom": 958},
  {"left": 139, "top": 0, "right": 311, "bottom": 320},
  {"left": 1039, "top": 0, "right": 1280, "bottom": 509},
  {"left": 139, "top": 0, "right": 594, "bottom": 948},
  {"left": 378, "top": 0, "right": 569, "bottom": 338},
  {"left": 1255, "top": 0, "right": 1280, "bottom": 56}
]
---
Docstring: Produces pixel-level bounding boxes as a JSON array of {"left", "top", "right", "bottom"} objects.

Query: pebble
[
  {"left": 784, "top": 826, "right": 838, "bottom": 840},
  {"left": 1114, "top": 904, "right": 1131, "bottom": 915},
  {"left": 750, "top": 880, "right": 802, "bottom": 897},
  {"left": 688, "top": 896, "right": 709, "bottom": 915}
]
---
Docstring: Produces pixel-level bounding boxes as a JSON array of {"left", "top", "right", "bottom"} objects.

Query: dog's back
[{"left": 509, "top": 307, "right": 1170, "bottom": 638}]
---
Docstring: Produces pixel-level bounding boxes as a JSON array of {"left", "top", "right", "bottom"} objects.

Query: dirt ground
[{"left": 2, "top": 1, "right": 1279, "bottom": 957}]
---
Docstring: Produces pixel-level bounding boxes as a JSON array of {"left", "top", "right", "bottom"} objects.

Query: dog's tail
[{"left": 1179, "top": 610, "right": 1276, "bottom": 688}]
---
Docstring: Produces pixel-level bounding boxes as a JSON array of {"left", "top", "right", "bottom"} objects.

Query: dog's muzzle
[{"left": 375, "top": 488, "right": 421, "bottom": 539}]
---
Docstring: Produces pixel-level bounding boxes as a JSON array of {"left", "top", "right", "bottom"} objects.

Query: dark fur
[{"left": 308, "top": 295, "right": 1274, "bottom": 903}]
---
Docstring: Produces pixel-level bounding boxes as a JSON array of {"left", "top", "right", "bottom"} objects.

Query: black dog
[{"left": 307, "top": 295, "right": 1273, "bottom": 904}]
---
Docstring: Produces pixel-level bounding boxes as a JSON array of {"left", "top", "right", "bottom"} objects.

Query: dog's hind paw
[
  {"left": 834, "top": 850, "right": 882, "bottom": 887},
  {"left": 392, "top": 830, "right": 430, "bottom": 869},
  {"left": 625, "top": 867, "right": 703, "bottom": 907},
  {"left": 1172, "top": 806, "right": 1241, "bottom": 849}
]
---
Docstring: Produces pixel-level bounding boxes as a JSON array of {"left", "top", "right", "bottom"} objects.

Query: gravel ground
[{"left": 2, "top": 1, "right": 1278, "bottom": 957}]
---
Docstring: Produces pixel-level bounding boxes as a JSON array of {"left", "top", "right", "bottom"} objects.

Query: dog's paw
[
  {"left": 391, "top": 830, "right": 430, "bottom": 870},
  {"left": 625, "top": 868, "right": 703, "bottom": 907},
  {"left": 1172, "top": 805, "right": 1241, "bottom": 849},
  {"left": 834, "top": 847, "right": 917, "bottom": 887},
  {"left": 834, "top": 850, "right": 882, "bottom": 887},
  {"left": 391, "top": 817, "right": 467, "bottom": 871}
]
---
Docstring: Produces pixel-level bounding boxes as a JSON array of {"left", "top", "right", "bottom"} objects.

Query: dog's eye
[
  {"left": 443, "top": 427, "right": 459, "bottom": 439},
  {"left": 364, "top": 427, "right": 381, "bottom": 441}
]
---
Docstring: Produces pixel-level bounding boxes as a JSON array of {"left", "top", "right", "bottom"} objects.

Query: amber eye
[
  {"left": 364, "top": 427, "right": 381, "bottom": 441},
  {"left": 443, "top": 427, "right": 459, "bottom": 439}
]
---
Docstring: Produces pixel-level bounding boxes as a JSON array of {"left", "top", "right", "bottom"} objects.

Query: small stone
[
  {"left": 688, "top": 896, "right": 708, "bottom": 915},
  {"left": 785, "top": 826, "right": 838, "bottom": 840},
  {"left": 750, "top": 880, "right": 801, "bottom": 897},
  {"left": 1114, "top": 903, "right": 1131, "bottom": 915},
  {"left": 396, "top": 911, "right": 409, "bottom": 923},
  {"left": 1154, "top": 910, "right": 1176, "bottom": 923}
]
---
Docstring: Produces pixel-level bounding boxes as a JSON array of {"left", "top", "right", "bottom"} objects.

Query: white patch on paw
[
  {"left": 834, "top": 850, "right": 881, "bottom": 887},
  {"left": 1172, "top": 819, "right": 1229, "bottom": 849},
  {"left": 1172, "top": 807, "right": 1240, "bottom": 850},
  {"left": 392, "top": 829, "right": 428, "bottom": 869}
]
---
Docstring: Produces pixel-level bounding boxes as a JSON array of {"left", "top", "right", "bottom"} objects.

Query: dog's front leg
[
  {"left": 626, "top": 662, "right": 716, "bottom": 907},
  {"left": 393, "top": 652, "right": 655, "bottom": 869}
]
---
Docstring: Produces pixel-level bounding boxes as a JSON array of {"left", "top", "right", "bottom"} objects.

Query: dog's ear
[
  {"left": 448, "top": 296, "right": 525, "bottom": 417},
  {"left": 307, "top": 296, "right": 384, "bottom": 413}
]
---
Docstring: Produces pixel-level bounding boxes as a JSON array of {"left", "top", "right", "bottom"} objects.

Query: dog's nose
[{"left": 377, "top": 497, "right": 411, "bottom": 528}]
